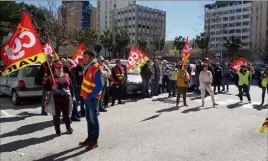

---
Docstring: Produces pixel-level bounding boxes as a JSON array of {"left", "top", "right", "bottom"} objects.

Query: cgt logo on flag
[
  {"left": 72, "top": 43, "right": 87, "bottom": 66},
  {"left": 43, "top": 42, "right": 59, "bottom": 61},
  {"left": 0, "top": 11, "right": 46, "bottom": 77}
]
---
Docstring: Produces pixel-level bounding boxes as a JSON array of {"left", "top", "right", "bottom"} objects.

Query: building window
[
  {"left": 236, "top": 29, "right": 241, "bottom": 33},
  {"left": 118, "top": 19, "right": 120, "bottom": 22},
  {"left": 236, "top": 9, "right": 242, "bottom": 13},
  {"left": 236, "top": 15, "right": 241, "bottom": 19},
  {"left": 241, "top": 43, "right": 248, "bottom": 46},
  {"left": 242, "top": 28, "right": 250, "bottom": 33},
  {"left": 243, "top": 8, "right": 250, "bottom": 12},
  {"left": 242, "top": 21, "right": 250, "bottom": 26},
  {"left": 114, "top": 4, "right": 116, "bottom": 8},
  {"left": 222, "top": 11, "right": 228, "bottom": 15},
  {"left": 129, "top": 17, "right": 131, "bottom": 20},
  {"left": 243, "top": 14, "right": 250, "bottom": 19},
  {"left": 236, "top": 22, "right": 241, "bottom": 26},
  {"left": 229, "top": 30, "right": 235, "bottom": 34},
  {"left": 229, "top": 10, "right": 235, "bottom": 14},
  {"left": 223, "top": 24, "right": 228, "bottom": 28},
  {"left": 229, "top": 23, "right": 235, "bottom": 27},
  {"left": 242, "top": 36, "right": 249, "bottom": 40},
  {"left": 223, "top": 17, "right": 228, "bottom": 21},
  {"left": 229, "top": 16, "right": 235, "bottom": 20}
]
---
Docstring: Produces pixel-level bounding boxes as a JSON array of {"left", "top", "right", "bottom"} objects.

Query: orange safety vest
[
  {"left": 112, "top": 66, "right": 124, "bottom": 84},
  {"left": 80, "top": 63, "right": 102, "bottom": 99}
]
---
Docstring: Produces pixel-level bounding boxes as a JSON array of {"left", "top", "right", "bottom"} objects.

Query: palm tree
[
  {"left": 94, "top": 43, "right": 102, "bottom": 57},
  {"left": 114, "top": 28, "right": 130, "bottom": 59},
  {"left": 194, "top": 32, "right": 209, "bottom": 59},
  {"left": 138, "top": 37, "right": 148, "bottom": 52},
  {"left": 224, "top": 36, "right": 242, "bottom": 61},
  {"left": 173, "top": 36, "right": 186, "bottom": 57},
  {"left": 100, "top": 29, "right": 114, "bottom": 57},
  {"left": 75, "top": 28, "right": 98, "bottom": 49}
]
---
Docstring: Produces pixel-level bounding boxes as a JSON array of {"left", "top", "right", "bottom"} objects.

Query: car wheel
[{"left": 12, "top": 91, "right": 20, "bottom": 105}]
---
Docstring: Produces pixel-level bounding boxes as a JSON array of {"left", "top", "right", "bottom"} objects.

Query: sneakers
[{"left": 41, "top": 111, "right": 48, "bottom": 116}]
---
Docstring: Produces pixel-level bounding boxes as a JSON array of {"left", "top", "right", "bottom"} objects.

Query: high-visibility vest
[
  {"left": 237, "top": 71, "right": 249, "bottom": 86},
  {"left": 112, "top": 66, "right": 124, "bottom": 84},
  {"left": 49, "top": 74, "right": 70, "bottom": 90},
  {"left": 261, "top": 72, "right": 268, "bottom": 87},
  {"left": 80, "top": 63, "right": 102, "bottom": 99}
]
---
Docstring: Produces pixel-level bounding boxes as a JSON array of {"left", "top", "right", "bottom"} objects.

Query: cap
[
  {"left": 98, "top": 56, "right": 105, "bottom": 61},
  {"left": 54, "top": 61, "right": 63, "bottom": 68}
]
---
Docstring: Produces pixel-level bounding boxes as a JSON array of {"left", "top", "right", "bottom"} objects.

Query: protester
[
  {"left": 39, "top": 54, "right": 53, "bottom": 115},
  {"left": 247, "top": 62, "right": 255, "bottom": 92},
  {"left": 45, "top": 61, "right": 74, "bottom": 136},
  {"left": 61, "top": 58, "right": 66, "bottom": 66},
  {"left": 235, "top": 64, "right": 251, "bottom": 103},
  {"left": 121, "top": 63, "right": 128, "bottom": 100},
  {"left": 64, "top": 59, "right": 80, "bottom": 121},
  {"left": 213, "top": 62, "right": 223, "bottom": 94},
  {"left": 168, "top": 62, "right": 178, "bottom": 98},
  {"left": 161, "top": 60, "right": 170, "bottom": 93},
  {"left": 79, "top": 50, "right": 102, "bottom": 150},
  {"left": 199, "top": 63, "right": 218, "bottom": 107},
  {"left": 260, "top": 67, "right": 268, "bottom": 106},
  {"left": 103, "top": 60, "right": 111, "bottom": 108},
  {"left": 222, "top": 62, "right": 231, "bottom": 92},
  {"left": 176, "top": 64, "right": 189, "bottom": 107},
  {"left": 150, "top": 59, "right": 161, "bottom": 96},
  {"left": 195, "top": 60, "right": 202, "bottom": 93},
  {"left": 98, "top": 56, "right": 111, "bottom": 112},
  {"left": 140, "top": 60, "right": 153, "bottom": 98},
  {"left": 74, "top": 57, "right": 85, "bottom": 117},
  {"left": 111, "top": 60, "right": 125, "bottom": 106}
]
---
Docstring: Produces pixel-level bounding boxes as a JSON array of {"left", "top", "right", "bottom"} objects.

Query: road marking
[{"left": 1, "top": 110, "right": 13, "bottom": 117}]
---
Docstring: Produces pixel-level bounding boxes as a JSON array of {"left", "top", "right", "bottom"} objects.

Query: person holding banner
[
  {"left": 176, "top": 64, "right": 189, "bottom": 107},
  {"left": 111, "top": 60, "right": 125, "bottom": 106},
  {"left": 140, "top": 60, "right": 153, "bottom": 98},
  {"left": 45, "top": 61, "right": 74, "bottom": 136},
  {"left": 235, "top": 64, "right": 251, "bottom": 103},
  {"left": 199, "top": 63, "right": 218, "bottom": 107}
]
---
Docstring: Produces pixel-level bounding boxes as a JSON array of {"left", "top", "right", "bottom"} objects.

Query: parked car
[
  {"left": 0, "top": 64, "right": 43, "bottom": 105},
  {"left": 108, "top": 63, "right": 143, "bottom": 95}
]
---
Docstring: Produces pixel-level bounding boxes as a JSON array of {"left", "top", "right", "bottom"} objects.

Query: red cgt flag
[
  {"left": 182, "top": 36, "right": 189, "bottom": 68},
  {"left": 72, "top": 43, "right": 87, "bottom": 66},
  {"left": 127, "top": 47, "right": 149, "bottom": 72},
  {"left": 0, "top": 11, "right": 46, "bottom": 77},
  {"left": 43, "top": 42, "right": 59, "bottom": 61},
  {"left": 230, "top": 57, "right": 247, "bottom": 72}
]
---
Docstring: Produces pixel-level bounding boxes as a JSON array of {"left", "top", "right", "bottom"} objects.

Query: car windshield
[{"left": 22, "top": 65, "right": 40, "bottom": 77}]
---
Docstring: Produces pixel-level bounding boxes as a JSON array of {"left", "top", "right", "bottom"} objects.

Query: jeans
[
  {"left": 222, "top": 76, "right": 229, "bottom": 91},
  {"left": 99, "top": 85, "right": 107, "bottom": 109},
  {"left": 111, "top": 84, "right": 122, "bottom": 104},
  {"left": 103, "top": 86, "right": 109, "bottom": 106},
  {"left": 151, "top": 76, "right": 160, "bottom": 96},
  {"left": 162, "top": 75, "right": 169, "bottom": 93},
  {"left": 75, "top": 86, "right": 84, "bottom": 115},
  {"left": 142, "top": 79, "right": 150, "bottom": 97},
  {"left": 41, "top": 86, "right": 46, "bottom": 112},
  {"left": 84, "top": 98, "right": 100, "bottom": 141},
  {"left": 213, "top": 80, "right": 221, "bottom": 93},
  {"left": 238, "top": 85, "right": 251, "bottom": 102},
  {"left": 168, "top": 80, "right": 176, "bottom": 97},
  {"left": 195, "top": 73, "right": 200, "bottom": 91},
  {"left": 261, "top": 86, "right": 268, "bottom": 104}
]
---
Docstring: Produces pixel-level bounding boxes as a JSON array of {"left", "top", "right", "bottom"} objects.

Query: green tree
[
  {"left": 100, "top": 29, "right": 114, "bottom": 57},
  {"left": 153, "top": 37, "right": 165, "bottom": 57},
  {"left": 138, "top": 37, "right": 148, "bottom": 52},
  {"left": 75, "top": 28, "right": 98, "bottom": 49},
  {"left": 94, "top": 43, "right": 102, "bottom": 57},
  {"left": 114, "top": 28, "right": 130, "bottom": 59},
  {"left": 194, "top": 32, "right": 209, "bottom": 59},
  {"left": 173, "top": 36, "right": 186, "bottom": 56},
  {"left": 223, "top": 36, "right": 242, "bottom": 61}
]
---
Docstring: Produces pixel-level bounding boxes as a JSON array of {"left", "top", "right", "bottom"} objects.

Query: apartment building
[
  {"left": 90, "top": 6, "right": 98, "bottom": 30},
  {"left": 204, "top": 1, "right": 252, "bottom": 59},
  {"left": 251, "top": 1, "right": 268, "bottom": 55},
  {"left": 112, "top": 4, "right": 166, "bottom": 47},
  {"left": 58, "top": 1, "right": 92, "bottom": 35},
  {"left": 97, "top": 0, "right": 136, "bottom": 32}
]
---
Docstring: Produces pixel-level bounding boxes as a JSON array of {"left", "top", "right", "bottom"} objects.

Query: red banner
[
  {"left": 0, "top": 11, "right": 46, "bottom": 77},
  {"left": 182, "top": 36, "right": 189, "bottom": 68},
  {"left": 230, "top": 57, "right": 247, "bottom": 72},
  {"left": 72, "top": 43, "right": 87, "bottom": 66},
  {"left": 43, "top": 42, "right": 59, "bottom": 61},
  {"left": 127, "top": 47, "right": 149, "bottom": 72}
]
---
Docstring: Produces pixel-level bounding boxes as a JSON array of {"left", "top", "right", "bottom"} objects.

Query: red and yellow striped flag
[
  {"left": 182, "top": 36, "right": 189, "bottom": 69},
  {"left": 258, "top": 117, "right": 268, "bottom": 133}
]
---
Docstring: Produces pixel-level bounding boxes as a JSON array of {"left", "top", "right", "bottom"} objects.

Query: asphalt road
[{"left": 0, "top": 85, "right": 268, "bottom": 161}]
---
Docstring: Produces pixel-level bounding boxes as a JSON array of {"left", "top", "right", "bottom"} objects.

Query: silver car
[
  {"left": 108, "top": 64, "right": 143, "bottom": 95},
  {"left": 0, "top": 64, "right": 43, "bottom": 105}
]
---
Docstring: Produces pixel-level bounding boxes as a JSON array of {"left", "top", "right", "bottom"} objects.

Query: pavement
[{"left": 0, "top": 85, "right": 268, "bottom": 161}]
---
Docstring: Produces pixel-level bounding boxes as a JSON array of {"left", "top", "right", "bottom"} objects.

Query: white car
[{"left": 0, "top": 64, "right": 43, "bottom": 105}]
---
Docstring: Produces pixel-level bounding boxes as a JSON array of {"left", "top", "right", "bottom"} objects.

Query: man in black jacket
[
  {"left": 140, "top": 60, "right": 153, "bottom": 98},
  {"left": 64, "top": 59, "right": 80, "bottom": 121},
  {"left": 74, "top": 57, "right": 85, "bottom": 117},
  {"left": 213, "top": 62, "right": 223, "bottom": 94}
]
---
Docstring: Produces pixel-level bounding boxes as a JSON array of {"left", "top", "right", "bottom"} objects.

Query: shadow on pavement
[
  {"left": 156, "top": 106, "right": 179, "bottom": 113},
  {"left": 34, "top": 146, "right": 86, "bottom": 161},
  {"left": 0, "top": 112, "right": 40, "bottom": 123},
  {"left": 0, "top": 97, "right": 41, "bottom": 110},
  {"left": 226, "top": 102, "right": 247, "bottom": 109},
  {"left": 181, "top": 106, "right": 215, "bottom": 113},
  {"left": 0, "top": 134, "right": 56, "bottom": 153},
  {"left": 253, "top": 104, "right": 268, "bottom": 111},
  {"left": 151, "top": 97, "right": 176, "bottom": 104},
  {"left": 0, "top": 120, "right": 55, "bottom": 138},
  {"left": 140, "top": 114, "right": 161, "bottom": 122}
]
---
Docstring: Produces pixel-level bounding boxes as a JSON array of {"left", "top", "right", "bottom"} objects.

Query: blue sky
[{"left": 20, "top": 1, "right": 210, "bottom": 41}]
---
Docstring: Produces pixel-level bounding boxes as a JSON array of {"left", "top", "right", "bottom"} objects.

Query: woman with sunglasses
[
  {"left": 199, "top": 63, "right": 218, "bottom": 107},
  {"left": 45, "top": 61, "right": 75, "bottom": 136}
]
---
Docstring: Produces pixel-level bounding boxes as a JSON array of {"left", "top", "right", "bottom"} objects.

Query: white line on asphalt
[{"left": 1, "top": 110, "right": 13, "bottom": 117}]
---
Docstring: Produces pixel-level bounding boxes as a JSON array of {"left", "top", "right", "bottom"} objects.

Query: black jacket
[
  {"left": 140, "top": 64, "right": 152, "bottom": 80},
  {"left": 74, "top": 65, "right": 84, "bottom": 87},
  {"left": 214, "top": 66, "right": 223, "bottom": 80},
  {"left": 63, "top": 66, "right": 77, "bottom": 87}
]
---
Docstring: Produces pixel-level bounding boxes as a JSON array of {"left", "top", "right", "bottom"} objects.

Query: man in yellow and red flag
[
  {"left": 43, "top": 42, "right": 59, "bottom": 61},
  {"left": 72, "top": 43, "right": 88, "bottom": 66},
  {"left": 258, "top": 117, "right": 268, "bottom": 133},
  {"left": 0, "top": 11, "right": 46, "bottom": 77},
  {"left": 181, "top": 36, "right": 189, "bottom": 69}
]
